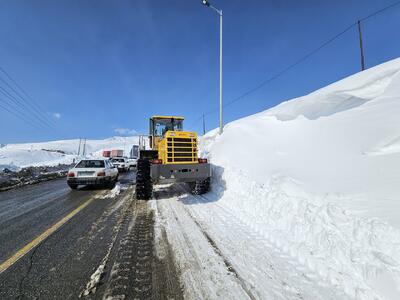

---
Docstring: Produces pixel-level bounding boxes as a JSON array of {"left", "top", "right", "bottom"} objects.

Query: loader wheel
[
  {"left": 189, "top": 177, "right": 210, "bottom": 195},
  {"left": 135, "top": 158, "right": 153, "bottom": 200}
]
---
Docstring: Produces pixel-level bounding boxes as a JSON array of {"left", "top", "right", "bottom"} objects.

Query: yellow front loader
[{"left": 135, "top": 116, "right": 211, "bottom": 200}]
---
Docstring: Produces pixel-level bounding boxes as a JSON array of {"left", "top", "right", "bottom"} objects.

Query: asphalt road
[{"left": 0, "top": 171, "right": 136, "bottom": 299}]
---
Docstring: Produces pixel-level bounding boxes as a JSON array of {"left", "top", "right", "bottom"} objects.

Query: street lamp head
[{"left": 202, "top": 0, "right": 210, "bottom": 7}]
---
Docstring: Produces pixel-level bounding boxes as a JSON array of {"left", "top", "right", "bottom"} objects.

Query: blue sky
[{"left": 0, "top": 0, "right": 399, "bottom": 143}]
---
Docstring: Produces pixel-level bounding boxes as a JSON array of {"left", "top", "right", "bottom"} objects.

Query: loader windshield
[{"left": 151, "top": 118, "right": 183, "bottom": 137}]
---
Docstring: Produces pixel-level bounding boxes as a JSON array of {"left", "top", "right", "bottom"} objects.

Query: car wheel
[
  {"left": 68, "top": 183, "right": 78, "bottom": 190},
  {"left": 107, "top": 180, "right": 116, "bottom": 189}
]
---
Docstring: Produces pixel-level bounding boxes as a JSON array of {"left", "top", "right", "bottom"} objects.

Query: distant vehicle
[
  {"left": 130, "top": 145, "right": 139, "bottom": 159},
  {"left": 111, "top": 149, "right": 124, "bottom": 157},
  {"left": 67, "top": 159, "right": 118, "bottom": 189},
  {"left": 111, "top": 157, "right": 128, "bottom": 172},
  {"left": 127, "top": 158, "right": 137, "bottom": 169}
]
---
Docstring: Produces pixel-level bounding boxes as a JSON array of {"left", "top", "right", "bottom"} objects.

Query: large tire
[
  {"left": 68, "top": 183, "right": 78, "bottom": 190},
  {"left": 135, "top": 158, "right": 153, "bottom": 200},
  {"left": 189, "top": 177, "right": 210, "bottom": 195}
]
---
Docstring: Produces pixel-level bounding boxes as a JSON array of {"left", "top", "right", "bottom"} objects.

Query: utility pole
[
  {"left": 77, "top": 138, "right": 81, "bottom": 156},
  {"left": 82, "top": 138, "right": 87, "bottom": 156},
  {"left": 202, "top": 0, "right": 223, "bottom": 135},
  {"left": 202, "top": 114, "right": 206, "bottom": 135},
  {"left": 357, "top": 20, "right": 365, "bottom": 71},
  {"left": 219, "top": 8, "right": 223, "bottom": 135},
  {"left": 124, "top": 137, "right": 126, "bottom": 156}
]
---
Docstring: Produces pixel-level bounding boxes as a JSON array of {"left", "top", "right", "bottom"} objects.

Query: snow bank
[
  {"left": 0, "top": 136, "right": 138, "bottom": 170},
  {"left": 201, "top": 58, "right": 400, "bottom": 299}
]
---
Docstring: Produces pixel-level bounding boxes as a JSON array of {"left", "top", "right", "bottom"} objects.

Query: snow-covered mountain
[
  {"left": 201, "top": 58, "right": 400, "bottom": 299},
  {"left": 0, "top": 136, "right": 138, "bottom": 170}
]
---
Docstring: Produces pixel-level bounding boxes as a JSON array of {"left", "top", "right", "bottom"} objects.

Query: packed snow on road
[{"left": 154, "top": 58, "right": 400, "bottom": 300}]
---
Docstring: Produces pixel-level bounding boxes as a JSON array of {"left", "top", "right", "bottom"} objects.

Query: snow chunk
[{"left": 97, "top": 183, "right": 121, "bottom": 199}]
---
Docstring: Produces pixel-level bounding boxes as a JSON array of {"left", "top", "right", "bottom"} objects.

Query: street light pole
[
  {"left": 202, "top": 0, "right": 223, "bottom": 135},
  {"left": 219, "top": 9, "right": 223, "bottom": 135}
]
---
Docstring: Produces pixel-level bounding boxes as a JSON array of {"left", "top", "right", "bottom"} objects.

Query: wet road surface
[{"left": 0, "top": 171, "right": 183, "bottom": 299}]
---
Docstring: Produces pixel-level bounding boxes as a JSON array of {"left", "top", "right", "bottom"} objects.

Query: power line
[
  {"left": 0, "top": 97, "right": 43, "bottom": 130},
  {"left": 0, "top": 66, "right": 55, "bottom": 124},
  {"left": 189, "top": 22, "right": 356, "bottom": 128},
  {"left": 0, "top": 70, "right": 54, "bottom": 129},
  {"left": 0, "top": 82, "right": 54, "bottom": 129},
  {"left": 190, "top": 0, "right": 400, "bottom": 130},
  {"left": 0, "top": 87, "right": 49, "bottom": 129},
  {"left": 360, "top": 0, "right": 400, "bottom": 22},
  {"left": 0, "top": 84, "right": 50, "bottom": 129},
  {"left": 225, "top": 23, "right": 356, "bottom": 109}
]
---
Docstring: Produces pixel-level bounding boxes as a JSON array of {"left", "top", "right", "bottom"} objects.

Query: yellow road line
[{"left": 0, "top": 192, "right": 101, "bottom": 274}]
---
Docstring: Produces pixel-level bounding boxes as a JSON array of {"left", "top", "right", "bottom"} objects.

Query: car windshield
[
  {"left": 75, "top": 160, "right": 105, "bottom": 168},
  {"left": 112, "top": 158, "right": 124, "bottom": 162}
]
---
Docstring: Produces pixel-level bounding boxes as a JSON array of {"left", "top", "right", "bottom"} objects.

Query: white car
[
  {"left": 67, "top": 159, "right": 118, "bottom": 189},
  {"left": 127, "top": 158, "right": 137, "bottom": 169},
  {"left": 111, "top": 157, "right": 128, "bottom": 172}
]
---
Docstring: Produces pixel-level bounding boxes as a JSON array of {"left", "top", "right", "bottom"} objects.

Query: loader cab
[{"left": 149, "top": 116, "right": 184, "bottom": 149}]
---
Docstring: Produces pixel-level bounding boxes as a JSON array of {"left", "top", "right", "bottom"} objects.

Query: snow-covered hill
[
  {"left": 0, "top": 136, "right": 138, "bottom": 170},
  {"left": 201, "top": 58, "right": 400, "bottom": 299}
]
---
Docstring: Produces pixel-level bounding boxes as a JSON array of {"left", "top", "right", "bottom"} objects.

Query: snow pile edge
[{"left": 211, "top": 165, "right": 400, "bottom": 298}]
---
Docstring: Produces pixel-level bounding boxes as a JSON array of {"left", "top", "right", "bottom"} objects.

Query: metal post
[
  {"left": 82, "top": 138, "right": 86, "bottom": 157},
  {"left": 124, "top": 136, "right": 126, "bottom": 156},
  {"left": 202, "top": 114, "right": 206, "bottom": 135},
  {"left": 357, "top": 20, "right": 365, "bottom": 71},
  {"left": 77, "top": 138, "right": 81, "bottom": 156},
  {"left": 219, "top": 10, "right": 223, "bottom": 135}
]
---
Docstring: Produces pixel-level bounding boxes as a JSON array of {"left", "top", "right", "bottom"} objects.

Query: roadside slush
[{"left": 0, "top": 164, "right": 72, "bottom": 192}]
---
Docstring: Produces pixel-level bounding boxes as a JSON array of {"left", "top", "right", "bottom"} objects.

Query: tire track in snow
[
  {"left": 154, "top": 185, "right": 251, "bottom": 300},
  {"left": 79, "top": 190, "right": 133, "bottom": 297},
  {"left": 174, "top": 184, "right": 353, "bottom": 300},
  {"left": 182, "top": 206, "right": 257, "bottom": 300}
]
